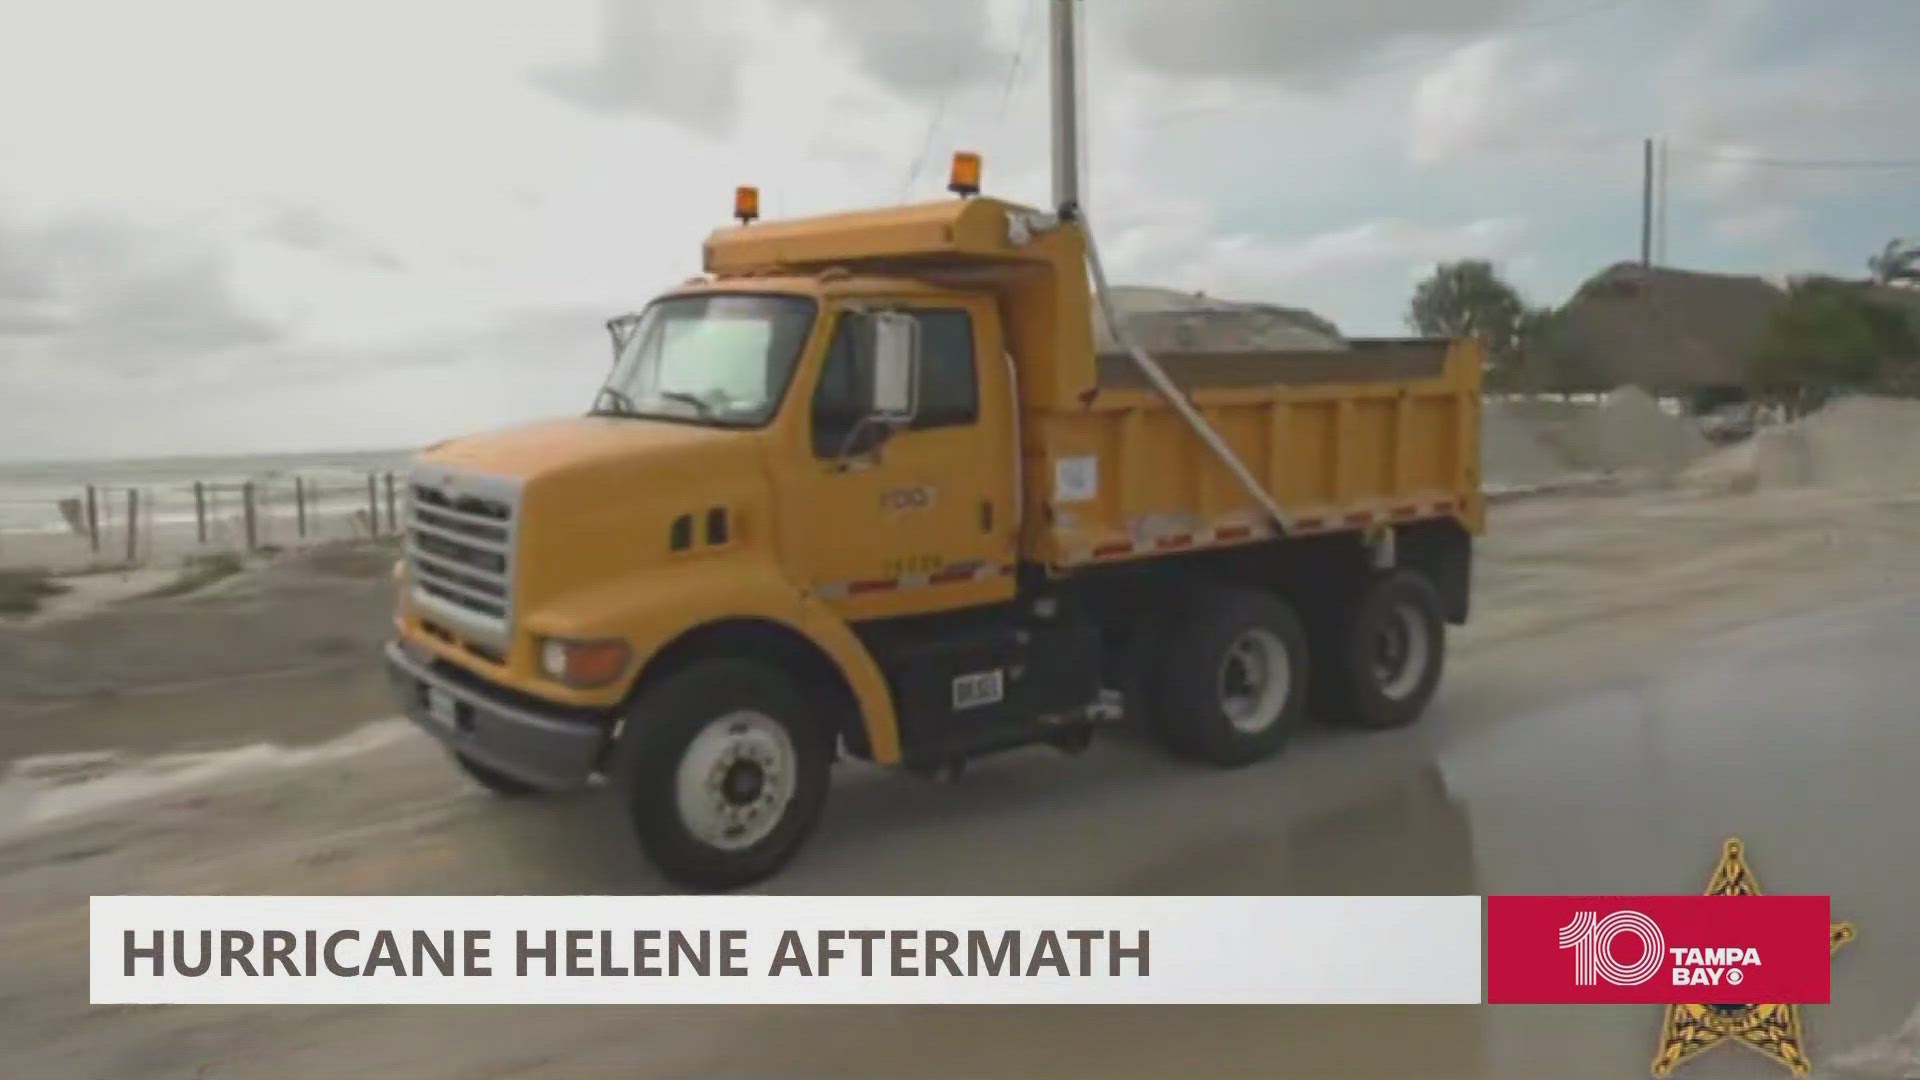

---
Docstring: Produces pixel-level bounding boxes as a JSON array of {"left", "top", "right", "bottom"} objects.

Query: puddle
[
  {"left": 1823, "top": 1003, "right": 1920, "bottom": 1079},
  {"left": 0, "top": 718, "right": 416, "bottom": 837}
]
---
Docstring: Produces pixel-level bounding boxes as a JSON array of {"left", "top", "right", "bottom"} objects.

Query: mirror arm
[{"left": 832, "top": 415, "right": 897, "bottom": 466}]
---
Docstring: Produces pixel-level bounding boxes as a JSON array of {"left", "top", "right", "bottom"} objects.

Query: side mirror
[{"left": 867, "top": 311, "right": 920, "bottom": 422}]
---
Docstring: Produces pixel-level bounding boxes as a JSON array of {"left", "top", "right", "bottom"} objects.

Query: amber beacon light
[
  {"left": 734, "top": 185, "right": 760, "bottom": 224},
  {"left": 948, "top": 152, "right": 981, "bottom": 197}
]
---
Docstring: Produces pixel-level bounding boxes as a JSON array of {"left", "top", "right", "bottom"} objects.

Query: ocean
[{"left": 0, "top": 448, "right": 420, "bottom": 536}]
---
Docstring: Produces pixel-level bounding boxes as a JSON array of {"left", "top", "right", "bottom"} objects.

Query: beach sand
[
  {"left": 0, "top": 539, "right": 399, "bottom": 720},
  {"left": 0, "top": 502, "right": 393, "bottom": 573}
]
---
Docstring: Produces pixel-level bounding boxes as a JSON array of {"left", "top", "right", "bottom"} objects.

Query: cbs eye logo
[{"left": 1558, "top": 911, "right": 1666, "bottom": 986}]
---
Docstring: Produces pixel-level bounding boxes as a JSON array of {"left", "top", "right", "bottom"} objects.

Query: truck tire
[
  {"left": 454, "top": 752, "right": 544, "bottom": 798},
  {"left": 1310, "top": 570, "right": 1446, "bottom": 731},
  {"left": 1149, "top": 588, "right": 1309, "bottom": 767},
  {"left": 612, "top": 659, "right": 831, "bottom": 891}
]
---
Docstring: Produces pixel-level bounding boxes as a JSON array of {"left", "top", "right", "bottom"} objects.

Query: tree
[
  {"left": 1869, "top": 239, "right": 1920, "bottom": 286},
  {"left": 1516, "top": 306, "right": 1606, "bottom": 396},
  {"left": 1408, "top": 260, "right": 1526, "bottom": 388},
  {"left": 1751, "top": 276, "right": 1920, "bottom": 414}
]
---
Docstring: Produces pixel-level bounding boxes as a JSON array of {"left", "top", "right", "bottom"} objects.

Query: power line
[
  {"left": 1666, "top": 144, "right": 1920, "bottom": 170},
  {"left": 995, "top": 0, "right": 1043, "bottom": 126},
  {"left": 1142, "top": 0, "right": 1638, "bottom": 129},
  {"left": 902, "top": 2, "right": 1042, "bottom": 200},
  {"left": 899, "top": 71, "right": 962, "bottom": 200}
]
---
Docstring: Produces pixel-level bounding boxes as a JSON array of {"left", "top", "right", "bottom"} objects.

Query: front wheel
[
  {"left": 612, "top": 659, "right": 831, "bottom": 891},
  {"left": 1149, "top": 588, "right": 1310, "bottom": 767}
]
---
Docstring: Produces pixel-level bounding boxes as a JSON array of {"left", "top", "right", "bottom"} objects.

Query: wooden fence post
[
  {"left": 295, "top": 477, "right": 307, "bottom": 538},
  {"left": 86, "top": 485, "right": 100, "bottom": 553},
  {"left": 367, "top": 473, "right": 380, "bottom": 536},
  {"left": 243, "top": 482, "right": 259, "bottom": 552},
  {"left": 125, "top": 488, "right": 139, "bottom": 563},
  {"left": 384, "top": 472, "right": 398, "bottom": 536},
  {"left": 194, "top": 481, "right": 207, "bottom": 544}
]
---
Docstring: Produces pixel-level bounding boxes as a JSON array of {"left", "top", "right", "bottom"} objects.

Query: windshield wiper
[
  {"left": 658, "top": 390, "right": 714, "bottom": 417},
  {"left": 591, "top": 385, "right": 640, "bottom": 416}
]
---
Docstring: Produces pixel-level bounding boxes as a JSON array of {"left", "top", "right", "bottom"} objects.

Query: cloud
[
  {"left": 5, "top": 0, "right": 1915, "bottom": 461},
  {"left": 0, "top": 304, "right": 616, "bottom": 458},
  {"left": 534, "top": 1, "right": 744, "bottom": 127},
  {"left": 1407, "top": 39, "right": 1578, "bottom": 165},
  {"left": 1105, "top": 0, "right": 1529, "bottom": 87},
  {"left": 259, "top": 208, "right": 405, "bottom": 271},
  {"left": 1089, "top": 159, "right": 1530, "bottom": 327},
  {"left": 340, "top": 305, "right": 609, "bottom": 373},
  {"left": 1713, "top": 205, "right": 1801, "bottom": 245},
  {"left": 0, "top": 215, "right": 281, "bottom": 377},
  {"left": 1145, "top": 217, "right": 1530, "bottom": 299},
  {"left": 789, "top": 0, "right": 1004, "bottom": 97}
]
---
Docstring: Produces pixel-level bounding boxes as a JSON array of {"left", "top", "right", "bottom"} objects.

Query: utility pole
[
  {"left": 1641, "top": 137, "right": 1654, "bottom": 268},
  {"left": 1656, "top": 136, "right": 1670, "bottom": 265},
  {"left": 1049, "top": 0, "right": 1082, "bottom": 219}
]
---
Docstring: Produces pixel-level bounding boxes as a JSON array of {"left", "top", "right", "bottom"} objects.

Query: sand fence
[{"left": 0, "top": 471, "right": 409, "bottom": 572}]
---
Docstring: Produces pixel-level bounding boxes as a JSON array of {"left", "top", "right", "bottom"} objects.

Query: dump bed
[{"left": 1027, "top": 337, "right": 1484, "bottom": 571}]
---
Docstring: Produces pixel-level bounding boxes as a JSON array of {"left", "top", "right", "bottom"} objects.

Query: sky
[{"left": 2, "top": 0, "right": 1916, "bottom": 460}]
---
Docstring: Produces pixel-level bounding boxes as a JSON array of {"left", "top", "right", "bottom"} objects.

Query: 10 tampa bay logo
[{"left": 1559, "top": 909, "right": 1766, "bottom": 989}]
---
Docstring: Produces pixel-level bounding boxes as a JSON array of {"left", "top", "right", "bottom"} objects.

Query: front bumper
[{"left": 383, "top": 640, "right": 610, "bottom": 792}]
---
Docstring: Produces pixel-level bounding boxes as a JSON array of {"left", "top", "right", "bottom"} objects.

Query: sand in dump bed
[{"left": 1094, "top": 286, "right": 1346, "bottom": 355}]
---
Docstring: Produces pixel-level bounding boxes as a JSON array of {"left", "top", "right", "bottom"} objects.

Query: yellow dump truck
[{"left": 382, "top": 165, "right": 1483, "bottom": 888}]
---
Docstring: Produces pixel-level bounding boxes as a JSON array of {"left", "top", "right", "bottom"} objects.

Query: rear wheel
[
  {"left": 613, "top": 659, "right": 831, "bottom": 891},
  {"left": 1149, "top": 588, "right": 1309, "bottom": 767},
  {"left": 1310, "top": 570, "right": 1446, "bottom": 731}
]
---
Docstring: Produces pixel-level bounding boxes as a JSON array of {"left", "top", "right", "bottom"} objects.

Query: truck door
[{"left": 781, "top": 299, "right": 1018, "bottom": 620}]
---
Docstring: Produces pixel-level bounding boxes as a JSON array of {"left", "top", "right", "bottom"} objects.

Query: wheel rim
[
  {"left": 673, "top": 710, "right": 798, "bottom": 852},
  {"left": 1215, "top": 627, "right": 1293, "bottom": 734},
  {"left": 1371, "top": 601, "right": 1431, "bottom": 701}
]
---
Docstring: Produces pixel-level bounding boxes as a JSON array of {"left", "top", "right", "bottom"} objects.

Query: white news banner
[{"left": 93, "top": 895, "right": 1482, "bottom": 1005}]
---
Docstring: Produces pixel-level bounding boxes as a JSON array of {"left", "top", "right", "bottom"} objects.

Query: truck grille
[{"left": 405, "top": 468, "right": 522, "bottom": 645}]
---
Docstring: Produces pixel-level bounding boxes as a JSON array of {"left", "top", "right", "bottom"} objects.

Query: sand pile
[
  {"left": 1683, "top": 437, "right": 1765, "bottom": 493},
  {"left": 1794, "top": 395, "right": 1920, "bottom": 490},
  {"left": 1553, "top": 386, "right": 1711, "bottom": 483},
  {"left": 1694, "top": 395, "right": 1920, "bottom": 492},
  {"left": 1481, "top": 402, "right": 1578, "bottom": 488}
]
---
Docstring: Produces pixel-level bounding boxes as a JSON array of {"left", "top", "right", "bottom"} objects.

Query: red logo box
[{"left": 1486, "top": 895, "right": 1832, "bottom": 1004}]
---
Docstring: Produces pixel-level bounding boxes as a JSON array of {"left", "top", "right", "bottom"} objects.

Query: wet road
[{"left": 2, "top": 591, "right": 1917, "bottom": 1078}]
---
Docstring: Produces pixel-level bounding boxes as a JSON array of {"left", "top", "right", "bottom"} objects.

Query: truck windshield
[{"left": 594, "top": 293, "right": 816, "bottom": 427}]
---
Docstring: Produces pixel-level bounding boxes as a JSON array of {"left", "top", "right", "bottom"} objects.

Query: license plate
[{"left": 425, "top": 685, "right": 459, "bottom": 728}]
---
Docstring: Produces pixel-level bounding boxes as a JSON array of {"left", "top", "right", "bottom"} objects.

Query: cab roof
[
  {"left": 662, "top": 272, "right": 960, "bottom": 302},
  {"left": 701, "top": 196, "right": 1048, "bottom": 278}
]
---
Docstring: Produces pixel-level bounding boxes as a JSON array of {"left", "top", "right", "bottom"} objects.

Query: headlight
[{"left": 538, "top": 637, "right": 631, "bottom": 688}]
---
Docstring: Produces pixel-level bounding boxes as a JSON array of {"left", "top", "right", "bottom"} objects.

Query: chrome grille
[{"left": 405, "top": 467, "right": 522, "bottom": 645}]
